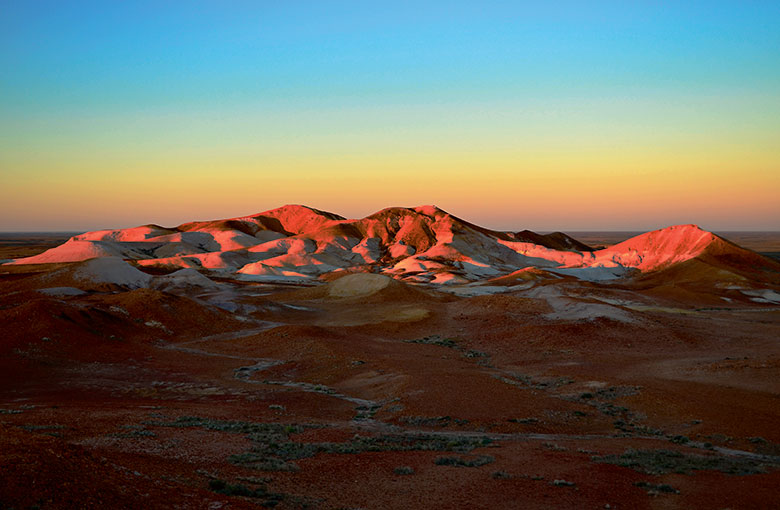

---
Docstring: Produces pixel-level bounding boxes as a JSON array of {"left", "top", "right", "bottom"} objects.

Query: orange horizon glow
[
  {"left": 2, "top": 132, "right": 778, "bottom": 232},
  {"left": 2, "top": 3, "right": 779, "bottom": 232}
]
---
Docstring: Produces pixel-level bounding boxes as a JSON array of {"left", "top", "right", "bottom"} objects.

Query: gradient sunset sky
[{"left": 2, "top": 1, "right": 778, "bottom": 232}]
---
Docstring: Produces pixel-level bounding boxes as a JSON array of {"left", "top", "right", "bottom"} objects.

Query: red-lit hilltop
[{"left": 6, "top": 205, "right": 778, "bottom": 293}]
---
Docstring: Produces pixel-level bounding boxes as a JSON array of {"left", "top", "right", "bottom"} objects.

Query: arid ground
[{"left": 1, "top": 223, "right": 779, "bottom": 510}]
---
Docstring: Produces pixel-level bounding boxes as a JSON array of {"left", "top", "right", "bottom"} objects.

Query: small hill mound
[
  {"left": 514, "top": 230, "right": 594, "bottom": 252},
  {"left": 251, "top": 204, "right": 345, "bottom": 235},
  {"left": 151, "top": 268, "right": 219, "bottom": 291},
  {"left": 7, "top": 240, "right": 123, "bottom": 264},
  {"left": 19, "top": 257, "right": 153, "bottom": 292},
  {"left": 486, "top": 267, "right": 560, "bottom": 286},
  {"left": 597, "top": 224, "right": 780, "bottom": 284},
  {"left": 698, "top": 237, "right": 780, "bottom": 283},
  {"left": 596, "top": 224, "right": 716, "bottom": 272},
  {"left": 73, "top": 257, "right": 152, "bottom": 289},
  {"left": 328, "top": 273, "right": 393, "bottom": 297},
  {"left": 273, "top": 271, "right": 435, "bottom": 303}
]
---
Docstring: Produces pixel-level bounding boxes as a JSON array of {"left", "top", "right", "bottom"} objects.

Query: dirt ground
[{"left": 1, "top": 238, "right": 779, "bottom": 509}]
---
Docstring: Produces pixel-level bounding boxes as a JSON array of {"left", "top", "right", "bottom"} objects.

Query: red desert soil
[{"left": 2, "top": 228, "right": 780, "bottom": 509}]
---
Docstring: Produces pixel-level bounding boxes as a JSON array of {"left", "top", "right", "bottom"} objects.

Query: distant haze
[
  {"left": 2, "top": 3, "right": 779, "bottom": 231},
  {"left": 1, "top": 201, "right": 779, "bottom": 234}
]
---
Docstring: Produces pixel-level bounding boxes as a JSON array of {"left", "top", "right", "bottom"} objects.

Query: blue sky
[{"left": 1, "top": 1, "right": 779, "bottom": 230}]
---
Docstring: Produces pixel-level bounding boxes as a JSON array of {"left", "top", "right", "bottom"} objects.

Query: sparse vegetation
[
  {"left": 142, "top": 416, "right": 306, "bottom": 437},
  {"left": 593, "top": 386, "right": 642, "bottom": 400},
  {"left": 236, "top": 475, "right": 273, "bottom": 485},
  {"left": 109, "top": 424, "right": 156, "bottom": 438},
  {"left": 354, "top": 403, "right": 382, "bottom": 421},
  {"left": 434, "top": 455, "right": 494, "bottom": 467},
  {"left": 20, "top": 424, "right": 66, "bottom": 432},
  {"left": 394, "top": 466, "right": 415, "bottom": 475},
  {"left": 634, "top": 481, "right": 680, "bottom": 494},
  {"left": 592, "top": 449, "right": 768, "bottom": 475},
  {"left": 491, "top": 470, "right": 511, "bottom": 479},
  {"left": 551, "top": 479, "right": 576, "bottom": 487},
  {"left": 405, "top": 335, "right": 490, "bottom": 363},
  {"left": 208, "top": 478, "right": 284, "bottom": 506},
  {"left": 145, "top": 415, "right": 496, "bottom": 472},
  {"left": 399, "top": 415, "right": 469, "bottom": 427},
  {"left": 229, "top": 453, "right": 300, "bottom": 472},
  {"left": 494, "top": 372, "right": 573, "bottom": 391},
  {"left": 508, "top": 417, "right": 538, "bottom": 424},
  {"left": 233, "top": 433, "right": 495, "bottom": 471},
  {"left": 405, "top": 335, "right": 457, "bottom": 348}
]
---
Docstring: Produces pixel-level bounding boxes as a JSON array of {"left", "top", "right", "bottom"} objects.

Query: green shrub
[
  {"left": 208, "top": 479, "right": 267, "bottom": 497},
  {"left": 593, "top": 449, "right": 766, "bottom": 475},
  {"left": 634, "top": 481, "right": 679, "bottom": 494},
  {"left": 434, "top": 455, "right": 494, "bottom": 467},
  {"left": 208, "top": 478, "right": 283, "bottom": 505}
]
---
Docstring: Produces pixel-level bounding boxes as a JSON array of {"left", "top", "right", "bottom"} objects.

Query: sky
[{"left": 1, "top": 1, "right": 779, "bottom": 232}]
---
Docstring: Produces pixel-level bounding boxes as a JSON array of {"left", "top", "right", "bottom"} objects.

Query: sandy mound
[
  {"left": 486, "top": 267, "right": 559, "bottom": 286},
  {"left": 9, "top": 257, "right": 153, "bottom": 292},
  {"left": 151, "top": 268, "right": 218, "bottom": 291},
  {"left": 73, "top": 257, "right": 152, "bottom": 289},
  {"left": 7, "top": 239, "right": 122, "bottom": 264},
  {"left": 327, "top": 273, "right": 392, "bottom": 298},
  {"left": 269, "top": 270, "right": 441, "bottom": 304},
  {"left": 594, "top": 224, "right": 717, "bottom": 272}
]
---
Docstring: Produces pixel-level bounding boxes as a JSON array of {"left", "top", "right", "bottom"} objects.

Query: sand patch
[
  {"left": 327, "top": 273, "right": 392, "bottom": 298},
  {"left": 74, "top": 257, "right": 152, "bottom": 289}
]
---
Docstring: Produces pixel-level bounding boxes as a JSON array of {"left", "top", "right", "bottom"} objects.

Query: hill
[{"left": 5, "top": 207, "right": 778, "bottom": 290}]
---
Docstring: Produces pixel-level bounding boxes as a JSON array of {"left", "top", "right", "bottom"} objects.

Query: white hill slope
[{"left": 6, "top": 205, "right": 778, "bottom": 289}]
